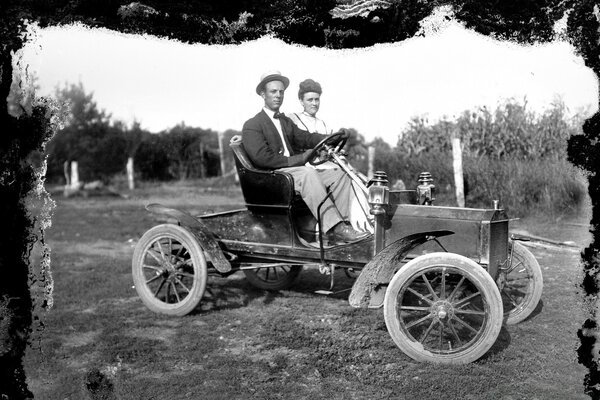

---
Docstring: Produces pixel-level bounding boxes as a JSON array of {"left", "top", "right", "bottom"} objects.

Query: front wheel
[
  {"left": 499, "top": 240, "right": 543, "bottom": 325},
  {"left": 383, "top": 252, "right": 503, "bottom": 364},
  {"left": 132, "top": 224, "right": 208, "bottom": 316},
  {"left": 243, "top": 265, "right": 302, "bottom": 290}
]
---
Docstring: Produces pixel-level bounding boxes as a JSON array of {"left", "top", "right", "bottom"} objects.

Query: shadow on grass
[
  {"left": 523, "top": 299, "right": 544, "bottom": 322},
  {"left": 290, "top": 268, "right": 357, "bottom": 299},
  {"left": 184, "top": 267, "right": 357, "bottom": 316},
  {"left": 481, "top": 325, "right": 512, "bottom": 362},
  {"left": 188, "top": 274, "right": 293, "bottom": 315}
]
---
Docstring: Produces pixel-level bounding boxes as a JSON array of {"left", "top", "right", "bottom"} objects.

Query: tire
[
  {"left": 499, "top": 240, "right": 543, "bottom": 325},
  {"left": 243, "top": 265, "right": 302, "bottom": 290},
  {"left": 132, "top": 224, "right": 207, "bottom": 316},
  {"left": 383, "top": 252, "right": 503, "bottom": 364}
]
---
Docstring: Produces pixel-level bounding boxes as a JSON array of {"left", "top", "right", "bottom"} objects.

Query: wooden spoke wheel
[
  {"left": 498, "top": 240, "right": 543, "bottom": 325},
  {"left": 383, "top": 253, "right": 503, "bottom": 364},
  {"left": 243, "top": 265, "right": 302, "bottom": 290},
  {"left": 132, "top": 224, "right": 207, "bottom": 316}
]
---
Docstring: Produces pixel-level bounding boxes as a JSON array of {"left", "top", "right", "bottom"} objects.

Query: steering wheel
[{"left": 307, "top": 131, "right": 348, "bottom": 166}]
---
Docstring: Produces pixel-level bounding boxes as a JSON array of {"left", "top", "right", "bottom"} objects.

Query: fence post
[
  {"left": 367, "top": 146, "right": 375, "bottom": 180},
  {"left": 451, "top": 136, "right": 465, "bottom": 207},
  {"left": 63, "top": 160, "right": 70, "bottom": 189},
  {"left": 127, "top": 157, "right": 135, "bottom": 190},
  {"left": 218, "top": 131, "right": 226, "bottom": 176},
  {"left": 70, "top": 161, "right": 79, "bottom": 190},
  {"left": 199, "top": 141, "right": 206, "bottom": 178}
]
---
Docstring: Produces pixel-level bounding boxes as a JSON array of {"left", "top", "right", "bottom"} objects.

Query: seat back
[
  {"left": 230, "top": 135, "right": 295, "bottom": 209},
  {"left": 230, "top": 135, "right": 256, "bottom": 170}
]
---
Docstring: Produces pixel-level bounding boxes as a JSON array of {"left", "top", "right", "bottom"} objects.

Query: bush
[
  {"left": 135, "top": 134, "right": 173, "bottom": 181},
  {"left": 463, "top": 157, "right": 587, "bottom": 218},
  {"left": 397, "top": 99, "right": 577, "bottom": 161},
  {"left": 368, "top": 99, "right": 588, "bottom": 218}
]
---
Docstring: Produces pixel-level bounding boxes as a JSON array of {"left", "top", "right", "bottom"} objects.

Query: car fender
[
  {"left": 145, "top": 203, "right": 232, "bottom": 273},
  {"left": 348, "top": 230, "right": 453, "bottom": 309}
]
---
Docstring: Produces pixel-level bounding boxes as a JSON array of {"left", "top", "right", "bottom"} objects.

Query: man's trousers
[{"left": 277, "top": 166, "right": 352, "bottom": 233}]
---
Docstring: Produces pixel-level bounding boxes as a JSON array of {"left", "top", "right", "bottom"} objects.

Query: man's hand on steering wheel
[{"left": 305, "top": 130, "right": 349, "bottom": 166}]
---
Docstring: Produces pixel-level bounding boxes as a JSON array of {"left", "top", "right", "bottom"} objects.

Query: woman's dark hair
[{"left": 298, "top": 79, "right": 322, "bottom": 99}]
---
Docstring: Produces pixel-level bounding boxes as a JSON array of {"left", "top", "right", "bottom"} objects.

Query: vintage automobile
[{"left": 131, "top": 132, "right": 543, "bottom": 364}]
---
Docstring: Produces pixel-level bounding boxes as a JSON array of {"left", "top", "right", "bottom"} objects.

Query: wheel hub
[{"left": 431, "top": 300, "right": 454, "bottom": 321}]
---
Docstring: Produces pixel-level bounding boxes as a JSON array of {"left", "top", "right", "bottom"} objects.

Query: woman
[
  {"left": 288, "top": 79, "right": 331, "bottom": 135},
  {"left": 288, "top": 79, "right": 373, "bottom": 233}
]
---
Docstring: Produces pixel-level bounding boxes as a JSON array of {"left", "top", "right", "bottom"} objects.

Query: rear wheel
[
  {"left": 499, "top": 240, "right": 543, "bottom": 325},
  {"left": 132, "top": 224, "right": 207, "bottom": 316},
  {"left": 243, "top": 265, "right": 302, "bottom": 290},
  {"left": 383, "top": 252, "right": 503, "bottom": 364}
]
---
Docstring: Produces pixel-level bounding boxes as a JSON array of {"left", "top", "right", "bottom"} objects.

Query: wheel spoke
[
  {"left": 145, "top": 274, "right": 163, "bottom": 285},
  {"left": 454, "top": 308, "right": 486, "bottom": 316},
  {"left": 506, "top": 277, "right": 531, "bottom": 283},
  {"left": 405, "top": 312, "right": 434, "bottom": 329},
  {"left": 501, "top": 288, "right": 521, "bottom": 307},
  {"left": 447, "top": 319, "right": 463, "bottom": 346},
  {"left": 421, "top": 274, "right": 440, "bottom": 301},
  {"left": 419, "top": 319, "right": 437, "bottom": 343},
  {"left": 451, "top": 315, "right": 480, "bottom": 334},
  {"left": 156, "top": 240, "right": 167, "bottom": 262},
  {"left": 153, "top": 277, "right": 167, "bottom": 297},
  {"left": 439, "top": 322, "right": 444, "bottom": 349},
  {"left": 171, "top": 282, "right": 181, "bottom": 303},
  {"left": 174, "top": 277, "right": 191, "bottom": 293},
  {"left": 173, "top": 242, "right": 185, "bottom": 258},
  {"left": 454, "top": 291, "right": 482, "bottom": 309},
  {"left": 440, "top": 268, "right": 447, "bottom": 299},
  {"left": 503, "top": 284, "right": 527, "bottom": 295},
  {"left": 146, "top": 249, "right": 164, "bottom": 264},
  {"left": 142, "top": 264, "right": 163, "bottom": 273},
  {"left": 165, "top": 281, "right": 171, "bottom": 303},
  {"left": 447, "top": 276, "right": 465, "bottom": 302},
  {"left": 406, "top": 287, "right": 434, "bottom": 306},
  {"left": 177, "top": 271, "right": 195, "bottom": 279},
  {"left": 400, "top": 305, "right": 431, "bottom": 312}
]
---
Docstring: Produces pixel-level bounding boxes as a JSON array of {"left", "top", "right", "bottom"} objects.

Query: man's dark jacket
[{"left": 242, "top": 109, "right": 327, "bottom": 169}]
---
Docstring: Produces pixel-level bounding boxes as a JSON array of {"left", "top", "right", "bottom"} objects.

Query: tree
[
  {"left": 45, "top": 82, "right": 129, "bottom": 182},
  {"left": 161, "top": 124, "right": 220, "bottom": 180}
]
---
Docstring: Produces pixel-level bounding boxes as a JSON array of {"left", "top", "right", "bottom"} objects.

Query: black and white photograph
[{"left": 1, "top": 1, "right": 599, "bottom": 399}]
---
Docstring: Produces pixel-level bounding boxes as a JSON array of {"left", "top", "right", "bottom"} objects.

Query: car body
[{"left": 132, "top": 134, "right": 543, "bottom": 364}]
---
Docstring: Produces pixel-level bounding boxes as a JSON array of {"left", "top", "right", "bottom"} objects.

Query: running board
[{"left": 314, "top": 287, "right": 352, "bottom": 296}]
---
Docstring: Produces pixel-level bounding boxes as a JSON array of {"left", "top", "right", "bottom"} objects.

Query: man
[{"left": 242, "top": 70, "right": 368, "bottom": 243}]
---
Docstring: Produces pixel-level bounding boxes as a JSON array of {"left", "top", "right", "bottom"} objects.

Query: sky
[{"left": 17, "top": 10, "right": 599, "bottom": 145}]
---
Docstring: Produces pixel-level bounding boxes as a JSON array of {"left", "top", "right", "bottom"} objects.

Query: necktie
[{"left": 273, "top": 112, "right": 283, "bottom": 119}]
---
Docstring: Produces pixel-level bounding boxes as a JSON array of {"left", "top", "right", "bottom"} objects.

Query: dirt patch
[
  {"left": 62, "top": 330, "right": 102, "bottom": 348},
  {"left": 127, "top": 327, "right": 178, "bottom": 343},
  {"left": 49, "top": 239, "right": 135, "bottom": 258}
]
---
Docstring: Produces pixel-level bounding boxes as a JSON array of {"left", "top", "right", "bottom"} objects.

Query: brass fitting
[{"left": 417, "top": 172, "right": 435, "bottom": 205}]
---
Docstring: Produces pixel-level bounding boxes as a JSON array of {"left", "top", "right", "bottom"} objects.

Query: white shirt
[
  {"left": 263, "top": 107, "right": 290, "bottom": 157},
  {"left": 287, "top": 111, "right": 331, "bottom": 135}
]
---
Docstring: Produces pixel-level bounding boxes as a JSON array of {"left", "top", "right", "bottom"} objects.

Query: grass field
[{"left": 24, "top": 181, "right": 592, "bottom": 399}]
